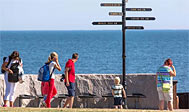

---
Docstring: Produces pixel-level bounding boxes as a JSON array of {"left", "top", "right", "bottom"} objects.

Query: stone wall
[{"left": 0, "top": 74, "right": 159, "bottom": 109}]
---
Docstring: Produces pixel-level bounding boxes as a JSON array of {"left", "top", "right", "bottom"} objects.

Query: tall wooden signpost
[{"left": 92, "top": 0, "right": 155, "bottom": 108}]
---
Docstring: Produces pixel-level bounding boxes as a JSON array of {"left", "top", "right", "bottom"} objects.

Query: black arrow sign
[
  {"left": 126, "top": 8, "right": 152, "bottom": 11},
  {"left": 109, "top": 12, "right": 123, "bottom": 16},
  {"left": 125, "top": 26, "right": 144, "bottom": 29},
  {"left": 101, "top": 4, "right": 152, "bottom": 12},
  {"left": 126, "top": 17, "right": 155, "bottom": 20},
  {"left": 92, "top": 22, "right": 144, "bottom": 29},
  {"left": 101, "top": 3, "right": 122, "bottom": 7},
  {"left": 92, "top": 22, "right": 122, "bottom": 25}
]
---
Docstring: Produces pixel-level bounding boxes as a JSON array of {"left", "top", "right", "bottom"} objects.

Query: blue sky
[{"left": 0, "top": 0, "right": 188, "bottom": 30}]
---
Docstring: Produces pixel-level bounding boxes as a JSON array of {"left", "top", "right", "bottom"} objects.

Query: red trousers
[
  {"left": 41, "top": 82, "right": 49, "bottom": 95},
  {"left": 45, "top": 79, "right": 57, "bottom": 108}
]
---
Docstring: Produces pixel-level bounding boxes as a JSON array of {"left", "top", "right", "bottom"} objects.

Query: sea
[{"left": 0, "top": 30, "right": 189, "bottom": 93}]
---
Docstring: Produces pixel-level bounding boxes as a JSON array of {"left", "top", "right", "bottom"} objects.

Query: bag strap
[
  {"left": 7, "top": 57, "right": 21, "bottom": 66},
  {"left": 18, "top": 58, "right": 21, "bottom": 63},
  {"left": 49, "top": 61, "right": 55, "bottom": 80},
  {"left": 157, "top": 67, "right": 164, "bottom": 84},
  {"left": 50, "top": 67, "right": 55, "bottom": 79},
  {"left": 7, "top": 56, "right": 12, "bottom": 67}
]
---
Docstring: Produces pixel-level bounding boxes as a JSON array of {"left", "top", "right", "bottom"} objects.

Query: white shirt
[
  {"left": 49, "top": 61, "right": 57, "bottom": 79},
  {"left": 112, "top": 84, "right": 123, "bottom": 97},
  {"left": 5, "top": 57, "right": 23, "bottom": 75}
]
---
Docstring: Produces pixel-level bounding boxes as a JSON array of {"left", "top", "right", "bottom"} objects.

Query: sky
[{"left": 0, "top": 0, "right": 188, "bottom": 30}]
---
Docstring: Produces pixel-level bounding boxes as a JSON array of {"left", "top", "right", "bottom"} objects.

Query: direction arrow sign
[
  {"left": 101, "top": 3, "right": 122, "bottom": 7},
  {"left": 109, "top": 12, "right": 123, "bottom": 16},
  {"left": 92, "top": 22, "right": 122, "bottom": 25},
  {"left": 92, "top": 22, "right": 144, "bottom": 30},
  {"left": 126, "top": 17, "right": 155, "bottom": 20},
  {"left": 126, "top": 8, "right": 152, "bottom": 11},
  {"left": 125, "top": 26, "right": 144, "bottom": 29}
]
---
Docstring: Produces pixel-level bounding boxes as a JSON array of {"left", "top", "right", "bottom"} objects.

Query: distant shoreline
[{"left": 0, "top": 29, "right": 189, "bottom": 32}]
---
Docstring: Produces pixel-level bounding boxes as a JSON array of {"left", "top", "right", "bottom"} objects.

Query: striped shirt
[
  {"left": 157, "top": 66, "right": 173, "bottom": 88},
  {"left": 112, "top": 84, "right": 123, "bottom": 97}
]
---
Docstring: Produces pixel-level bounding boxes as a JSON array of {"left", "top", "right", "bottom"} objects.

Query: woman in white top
[
  {"left": 1, "top": 51, "right": 23, "bottom": 107},
  {"left": 44, "top": 52, "right": 61, "bottom": 108}
]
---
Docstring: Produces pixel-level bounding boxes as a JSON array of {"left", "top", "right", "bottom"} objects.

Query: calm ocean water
[{"left": 0, "top": 30, "right": 189, "bottom": 92}]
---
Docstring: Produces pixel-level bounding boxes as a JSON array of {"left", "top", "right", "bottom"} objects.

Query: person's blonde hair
[
  {"left": 46, "top": 52, "right": 58, "bottom": 64},
  {"left": 114, "top": 77, "right": 120, "bottom": 84}
]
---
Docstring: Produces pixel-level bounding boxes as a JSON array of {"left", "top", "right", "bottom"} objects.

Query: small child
[{"left": 111, "top": 77, "right": 126, "bottom": 109}]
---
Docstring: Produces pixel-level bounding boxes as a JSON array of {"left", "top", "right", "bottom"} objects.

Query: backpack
[
  {"left": 38, "top": 62, "right": 55, "bottom": 82},
  {"left": 1, "top": 56, "right": 12, "bottom": 73},
  {"left": 1, "top": 57, "right": 21, "bottom": 73},
  {"left": 8, "top": 63, "right": 20, "bottom": 83}
]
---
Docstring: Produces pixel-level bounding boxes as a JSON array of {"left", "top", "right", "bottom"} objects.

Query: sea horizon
[
  {"left": 0, "top": 30, "right": 189, "bottom": 92},
  {"left": 0, "top": 29, "right": 189, "bottom": 31}
]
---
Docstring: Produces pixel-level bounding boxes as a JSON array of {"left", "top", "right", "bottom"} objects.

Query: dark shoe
[{"left": 3, "top": 105, "right": 7, "bottom": 107}]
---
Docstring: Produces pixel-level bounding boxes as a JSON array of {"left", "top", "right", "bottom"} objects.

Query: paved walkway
[{"left": 174, "top": 109, "right": 189, "bottom": 112}]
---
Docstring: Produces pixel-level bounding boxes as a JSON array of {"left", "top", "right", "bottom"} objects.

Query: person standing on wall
[
  {"left": 156, "top": 58, "right": 176, "bottom": 111},
  {"left": 45, "top": 52, "right": 61, "bottom": 108},
  {"left": 63, "top": 53, "right": 79, "bottom": 108}
]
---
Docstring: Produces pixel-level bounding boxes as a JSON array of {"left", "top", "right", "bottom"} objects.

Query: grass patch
[{"left": 0, "top": 108, "right": 167, "bottom": 112}]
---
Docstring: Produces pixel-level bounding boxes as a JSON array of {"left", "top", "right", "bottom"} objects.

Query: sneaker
[
  {"left": 41, "top": 96, "right": 47, "bottom": 107},
  {"left": 3, "top": 105, "right": 7, "bottom": 107},
  {"left": 41, "top": 101, "right": 46, "bottom": 107}
]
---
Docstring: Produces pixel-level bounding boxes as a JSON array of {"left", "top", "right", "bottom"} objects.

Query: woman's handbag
[
  {"left": 8, "top": 63, "right": 19, "bottom": 83},
  {"left": 159, "top": 71, "right": 171, "bottom": 92},
  {"left": 162, "top": 83, "right": 170, "bottom": 92}
]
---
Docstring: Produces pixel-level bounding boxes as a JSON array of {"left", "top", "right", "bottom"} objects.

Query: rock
[{"left": 0, "top": 74, "right": 159, "bottom": 109}]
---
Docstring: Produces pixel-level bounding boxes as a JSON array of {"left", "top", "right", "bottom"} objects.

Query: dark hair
[
  {"left": 164, "top": 58, "right": 173, "bottom": 66},
  {"left": 72, "top": 53, "right": 79, "bottom": 59},
  {"left": 10, "top": 51, "right": 19, "bottom": 59}
]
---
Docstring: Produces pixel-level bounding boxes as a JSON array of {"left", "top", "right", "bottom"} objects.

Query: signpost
[
  {"left": 126, "top": 17, "right": 155, "bottom": 20},
  {"left": 126, "top": 8, "right": 152, "bottom": 11},
  {"left": 125, "top": 26, "right": 144, "bottom": 29},
  {"left": 92, "top": 22, "right": 144, "bottom": 29},
  {"left": 92, "top": 22, "right": 122, "bottom": 25},
  {"left": 109, "top": 12, "right": 123, "bottom": 16},
  {"left": 92, "top": 0, "right": 155, "bottom": 109},
  {"left": 101, "top": 3, "right": 122, "bottom": 6}
]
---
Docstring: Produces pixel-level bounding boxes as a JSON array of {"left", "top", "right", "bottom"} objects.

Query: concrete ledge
[{"left": 0, "top": 74, "right": 158, "bottom": 109}]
